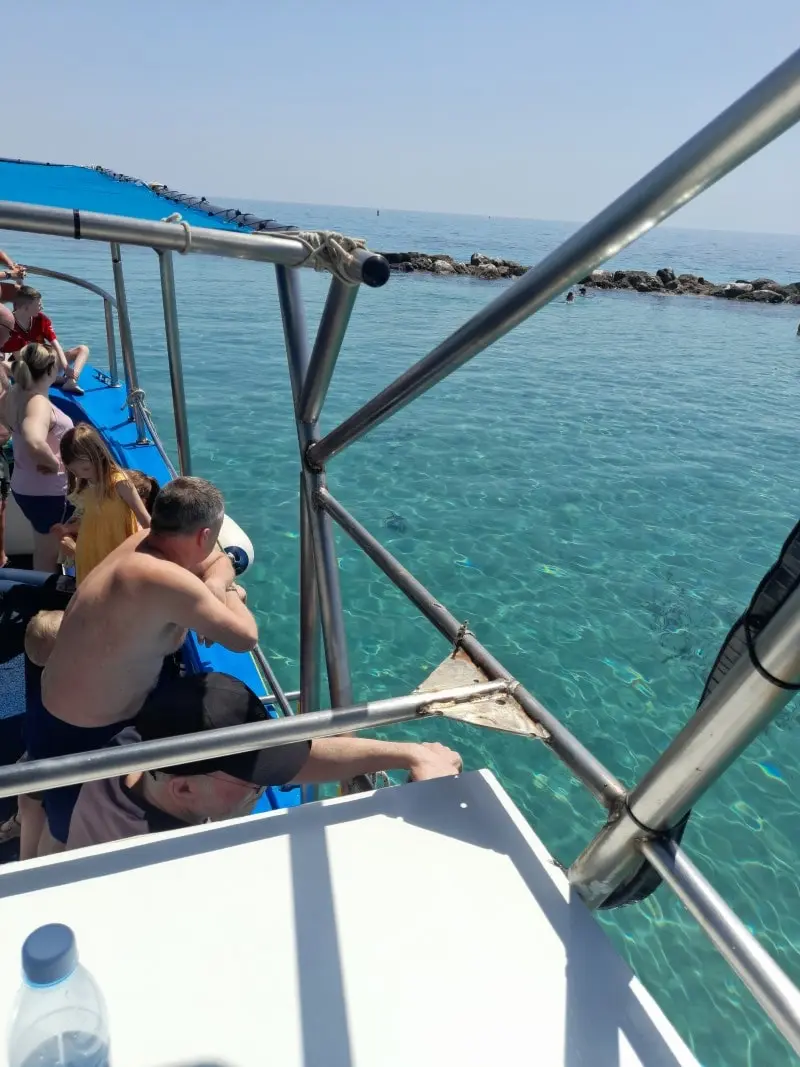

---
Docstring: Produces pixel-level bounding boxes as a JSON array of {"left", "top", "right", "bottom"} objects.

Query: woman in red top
[{"left": 1, "top": 287, "right": 89, "bottom": 397}]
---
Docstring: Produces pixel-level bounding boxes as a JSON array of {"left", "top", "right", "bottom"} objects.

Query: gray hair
[{"left": 150, "top": 477, "right": 224, "bottom": 536}]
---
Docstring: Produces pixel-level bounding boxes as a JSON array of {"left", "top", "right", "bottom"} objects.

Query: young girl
[{"left": 54, "top": 424, "right": 151, "bottom": 584}]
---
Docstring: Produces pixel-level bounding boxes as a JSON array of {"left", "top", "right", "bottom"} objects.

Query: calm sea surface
[{"left": 5, "top": 204, "right": 800, "bottom": 1066}]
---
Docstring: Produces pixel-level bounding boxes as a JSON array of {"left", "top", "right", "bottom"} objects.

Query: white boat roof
[{"left": 0, "top": 770, "right": 698, "bottom": 1067}]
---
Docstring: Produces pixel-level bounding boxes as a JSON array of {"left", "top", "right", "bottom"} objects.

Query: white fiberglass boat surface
[{"left": 0, "top": 772, "right": 697, "bottom": 1067}]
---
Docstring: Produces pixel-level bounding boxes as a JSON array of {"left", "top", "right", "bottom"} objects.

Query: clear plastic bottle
[{"left": 7, "top": 924, "right": 109, "bottom": 1067}]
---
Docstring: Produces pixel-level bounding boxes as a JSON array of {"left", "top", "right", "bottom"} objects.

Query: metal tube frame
[
  {"left": 22, "top": 265, "right": 120, "bottom": 384},
  {"left": 568, "top": 580, "right": 800, "bottom": 905},
  {"left": 0, "top": 681, "right": 505, "bottom": 799},
  {"left": 640, "top": 840, "right": 800, "bottom": 1057},
  {"left": 275, "top": 264, "right": 354, "bottom": 708},
  {"left": 299, "top": 475, "right": 322, "bottom": 716},
  {"left": 298, "top": 277, "right": 359, "bottom": 423},
  {"left": 157, "top": 250, "right": 193, "bottom": 475},
  {"left": 252, "top": 644, "right": 295, "bottom": 718},
  {"left": 307, "top": 46, "right": 800, "bottom": 467},
  {"left": 0, "top": 200, "right": 388, "bottom": 284},
  {"left": 110, "top": 242, "right": 149, "bottom": 444}
]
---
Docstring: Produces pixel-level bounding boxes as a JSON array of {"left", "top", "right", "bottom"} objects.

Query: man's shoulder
[{"left": 109, "top": 539, "right": 195, "bottom": 591}]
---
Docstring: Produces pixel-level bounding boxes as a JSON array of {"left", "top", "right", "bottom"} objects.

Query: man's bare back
[{"left": 43, "top": 529, "right": 259, "bottom": 728}]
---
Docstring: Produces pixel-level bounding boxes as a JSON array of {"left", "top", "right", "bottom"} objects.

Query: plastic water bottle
[{"left": 8, "top": 924, "right": 109, "bottom": 1067}]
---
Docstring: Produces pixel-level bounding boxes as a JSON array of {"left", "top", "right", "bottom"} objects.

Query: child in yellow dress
[{"left": 53, "top": 424, "right": 151, "bottom": 585}]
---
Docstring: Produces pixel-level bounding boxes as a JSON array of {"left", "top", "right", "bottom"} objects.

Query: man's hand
[{"left": 407, "top": 742, "right": 462, "bottom": 782}]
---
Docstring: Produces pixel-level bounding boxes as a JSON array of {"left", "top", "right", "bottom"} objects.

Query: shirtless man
[{"left": 35, "top": 476, "right": 255, "bottom": 849}]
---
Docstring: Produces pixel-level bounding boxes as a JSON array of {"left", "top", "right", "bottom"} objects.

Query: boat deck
[{"left": 0, "top": 770, "right": 698, "bottom": 1067}]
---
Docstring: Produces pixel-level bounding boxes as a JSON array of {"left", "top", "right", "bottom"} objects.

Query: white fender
[{"left": 219, "top": 513, "right": 253, "bottom": 576}]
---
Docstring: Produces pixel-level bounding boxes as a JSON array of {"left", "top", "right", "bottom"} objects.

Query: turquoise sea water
[{"left": 5, "top": 205, "right": 800, "bottom": 1066}]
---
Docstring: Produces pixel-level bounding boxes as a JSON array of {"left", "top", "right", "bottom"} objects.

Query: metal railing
[
  {"left": 0, "top": 682, "right": 504, "bottom": 797},
  {"left": 22, "top": 265, "right": 119, "bottom": 385},
  {"left": 3, "top": 43, "right": 800, "bottom": 1056}
]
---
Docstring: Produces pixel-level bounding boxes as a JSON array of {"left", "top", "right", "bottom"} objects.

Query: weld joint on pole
[{"left": 304, "top": 440, "right": 324, "bottom": 474}]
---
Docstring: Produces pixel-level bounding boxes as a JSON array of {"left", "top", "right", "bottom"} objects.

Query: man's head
[
  {"left": 25, "top": 610, "right": 64, "bottom": 667},
  {"left": 12, "top": 286, "right": 42, "bottom": 324},
  {"left": 149, "top": 477, "right": 225, "bottom": 567},
  {"left": 133, "top": 672, "right": 298, "bottom": 823}
]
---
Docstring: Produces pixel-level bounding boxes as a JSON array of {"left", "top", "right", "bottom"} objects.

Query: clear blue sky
[{"left": 5, "top": 0, "right": 800, "bottom": 233}]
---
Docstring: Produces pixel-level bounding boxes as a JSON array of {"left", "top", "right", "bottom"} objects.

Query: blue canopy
[{"left": 0, "top": 158, "right": 291, "bottom": 232}]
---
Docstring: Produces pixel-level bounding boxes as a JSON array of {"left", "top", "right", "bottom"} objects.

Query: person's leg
[
  {"left": 0, "top": 494, "right": 7, "bottom": 569},
  {"left": 18, "top": 794, "right": 46, "bottom": 861},
  {"left": 32, "top": 529, "right": 60, "bottom": 572},
  {"left": 61, "top": 345, "right": 89, "bottom": 396},
  {"left": 37, "top": 821, "right": 65, "bottom": 857}
]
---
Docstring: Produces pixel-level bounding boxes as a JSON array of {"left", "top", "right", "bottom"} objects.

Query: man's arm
[
  {"left": 194, "top": 547, "right": 236, "bottom": 602},
  {"left": 163, "top": 567, "right": 258, "bottom": 652},
  {"left": 290, "top": 738, "right": 462, "bottom": 784}
]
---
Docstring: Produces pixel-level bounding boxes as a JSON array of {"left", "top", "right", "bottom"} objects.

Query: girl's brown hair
[
  {"left": 61, "top": 423, "right": 124, "bottom": 499},
  {"left": 127, "top": 470, "right": 160, "bottom": 515}
]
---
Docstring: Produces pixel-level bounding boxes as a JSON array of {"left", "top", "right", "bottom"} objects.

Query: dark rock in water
[
  {"left": 751, "top": 278, "right": 783, "bottom": 292},
  {"left": 376, "top": 252, "right": 796, "bottom": 309},
  {"left": 751, "top": 289, "right": 786, "bottom": 303}
]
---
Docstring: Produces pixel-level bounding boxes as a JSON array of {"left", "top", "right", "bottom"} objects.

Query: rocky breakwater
[
  {"left": 378, "top": 252, "right": 800, "bottom": 306},
  {"left": 582, "top": 268, "right": 800, "bottom": 304},
  {"left": 379, "top": 251, "right": 528, "bottom": 280}
]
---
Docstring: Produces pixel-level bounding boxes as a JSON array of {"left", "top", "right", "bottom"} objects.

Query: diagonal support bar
[
  {"left": 298, "top": 277, "right": 359, "bottom": 424},
  {"left": 317, "top": 487, "right": 624, "bottom": 808},
  {"left": 307, "top": 46, "right": 800, "bottom": 467}
]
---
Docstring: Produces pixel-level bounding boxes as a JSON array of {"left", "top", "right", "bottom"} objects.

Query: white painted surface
[{"left": 0, "top": 771, "right": 699, "bottom": 1067}]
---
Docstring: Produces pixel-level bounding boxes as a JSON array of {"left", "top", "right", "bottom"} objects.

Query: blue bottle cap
[{"left": 22, "top": 924, "right": 78, "bottom": 986}]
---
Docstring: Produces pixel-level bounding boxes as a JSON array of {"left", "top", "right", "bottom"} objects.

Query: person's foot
[
  {"left": 0, "top": 812, "right": 20, "bottom": 843},
  {"left": 62, "top": 381, "right": 85, "bottom": 396}
]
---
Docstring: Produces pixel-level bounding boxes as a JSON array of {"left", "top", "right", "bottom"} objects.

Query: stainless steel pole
[
  {"left": 0, "top": 202, "right": 390, "bottom": 282},
  {"left": 275, "top": 265, "right": 353, "bottom": 707},
  {"left": 641, "top": 840, "right": 800, "bottom": 1056},
  {"left": 0, "top": 202, "right": 309, "bottom": 267},
  {"left": 307, "top": 47, "right": 800, "bottom": 467},
  {"left": 110, "top": 243, "right": 149, "bottom": 444},
  {"left": 252, "top": 644, "right": 294, "bottom": 718},
  {"left": 0, "top": 681, "right": 505, "bottom": 798},
  {"left": 157, "top": 250, "right": 192, "bottom": 475},
  {"left": 298, "top": 278, "right": 359, "bottom": 424},
  {"left": 318, "top": 487, "right": 624, "bottom": 808},
  {"left": 569, "top": 582, "right": 800, "bottom": 906},
  {"left": 103, "top": 299, "right": 119, "bottom": 384},
  {"left": 300, "top": 476, "right": 322, "bottom": 715},
  {"left": 263, "top": 689, "right": 300, "bottom": 706}
]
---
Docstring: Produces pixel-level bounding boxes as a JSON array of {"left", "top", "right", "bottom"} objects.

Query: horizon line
[{"left": 208, "top": 191, "right": 800, "bottom": 241}]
